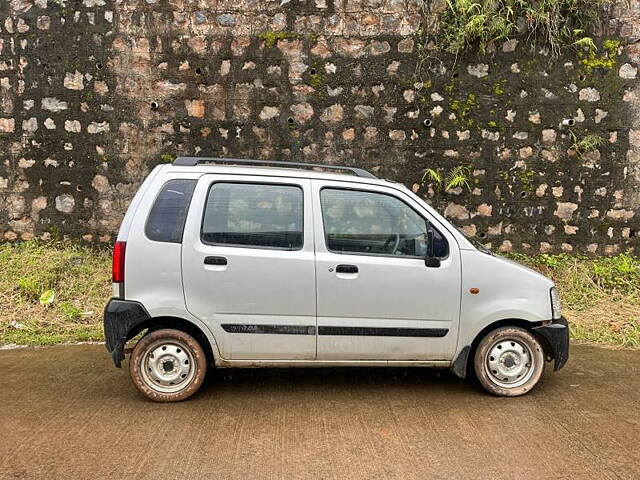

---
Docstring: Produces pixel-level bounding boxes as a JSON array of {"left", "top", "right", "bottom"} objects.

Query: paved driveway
[{"left": 0, "top": 344, "right": 638, "bottom": 479}]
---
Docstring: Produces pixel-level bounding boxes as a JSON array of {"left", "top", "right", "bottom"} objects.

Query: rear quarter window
[{"left": 145, "top": 179, "right": 196, "bottom": 243}]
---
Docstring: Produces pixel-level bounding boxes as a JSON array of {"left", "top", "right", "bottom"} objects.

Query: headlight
[{"left": 550, "top": 287, "right": 561, "bottom": 320}]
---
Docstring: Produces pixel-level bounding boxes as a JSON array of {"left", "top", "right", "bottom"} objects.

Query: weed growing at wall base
[
  {"left": 0, "top": 243, "right": 638, "bottom": 348},
  {"left": 509, "top": 253, "right": 640, "bottom": 348},
  {"left": 0, "top": 242, "right": 110, "bottom": 345}
]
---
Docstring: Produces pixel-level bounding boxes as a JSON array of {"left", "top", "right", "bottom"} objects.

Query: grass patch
[
  {"left": 0, "top": 241, "right": 111, "bottom": 345},
  {"left": 509, "top": 253, "right": 640, "bottom": 348},
  {"left": 0, "top": 242, "right": 638, "bottom": 350}
]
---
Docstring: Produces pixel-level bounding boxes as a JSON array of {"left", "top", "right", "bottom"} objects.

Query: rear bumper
[
  {"left": 533, "top": 316, "right": 569, "bottom": 371},
  {"left": 103, "top": 299, "right": 150, "bottom": 367}
]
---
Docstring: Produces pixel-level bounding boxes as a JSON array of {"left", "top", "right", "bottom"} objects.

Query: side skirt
[{"left": 214, "top": 359, "right": 452, "bottom": 368}]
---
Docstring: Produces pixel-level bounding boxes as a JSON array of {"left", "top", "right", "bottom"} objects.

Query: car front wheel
[
  {"left": 129, "top": 329, "right": 207, "bottom": 402},
  {"left": 473, "top": 326, "right": 545, "bottom": 396}
]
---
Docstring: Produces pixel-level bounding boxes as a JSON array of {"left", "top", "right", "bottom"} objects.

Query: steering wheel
[{"left": 383, "top": 233, "right": 401, "bottom": 254}]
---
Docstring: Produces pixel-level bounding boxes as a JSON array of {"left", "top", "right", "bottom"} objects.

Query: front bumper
[
  {"left": 533, "top": 316, "right": 569, "bottom": 371},
  {"left": 103, "top": 299, "right": 151, "bottom": 367}
]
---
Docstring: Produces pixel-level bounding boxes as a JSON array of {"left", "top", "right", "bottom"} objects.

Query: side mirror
[
  {"left": 425, "top": 257, "right": 441, "bottom": 268},
  {"left": 425, "top": 230, "right": 441, "bottom": 268}
]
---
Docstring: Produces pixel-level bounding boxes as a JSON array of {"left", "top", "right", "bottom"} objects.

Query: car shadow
[{"left": 192, "top": 365, "right": 482, "bottom": 400}]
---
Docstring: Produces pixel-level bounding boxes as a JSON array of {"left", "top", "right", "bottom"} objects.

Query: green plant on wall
[
  {"left": 258, "top": 31, "right": 299, "bottom": 48},
  {"left": 569, "top": 130, "right": 605, "bottom": 157},
  {"left": 492, "top": 79, "right": 506, "bottom": 96},
  {"left": 308, "top": 64, "right": 327, "bottom": 94},
  {"left": 422, "top": 165, "right": 472, "bottom": 192},
  {"left": 518, "top": 169, "right": 536, "bottom": 191},
  {"left": 430, "top": 0, "right": 609, "bottom": 57},
  {"left": 449, "top": 93, "right": 478, "bottom": 127},
  {"left": 577, "top": 38, "right": 621, "bottom": 73}
]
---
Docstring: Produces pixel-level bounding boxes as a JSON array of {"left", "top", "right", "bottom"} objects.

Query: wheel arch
[
  {"left": 452, "top": 318, "right": 546, "bottom": 379},
  {"left": 127, "top": 316, "right": 215, "bottom": 365}
]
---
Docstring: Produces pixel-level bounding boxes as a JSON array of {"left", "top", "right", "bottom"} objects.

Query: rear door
[
  {"left": 182, "top": 175, "right": 316, "bottom": 360},
  {"left": 312, "top": 180, "right": 461, "bottom": 360}
]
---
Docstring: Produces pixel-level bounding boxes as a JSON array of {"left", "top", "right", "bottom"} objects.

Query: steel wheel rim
[
  {"left": 484, "top": 338, "right": 535, "bottom": 389},
  {"left": 140, "top": 339, "right": 196, "bottom": 393}
]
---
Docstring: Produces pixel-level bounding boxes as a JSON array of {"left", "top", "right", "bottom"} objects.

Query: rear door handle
[
  {"left": 204, "top": 256, "right": 227, "bottom": 266},
  {"left": 336, "top": 264, "right": 358, "bottom": 274}
]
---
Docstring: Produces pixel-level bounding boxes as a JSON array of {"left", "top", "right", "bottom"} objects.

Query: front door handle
[
  {"left": 204, "top": 256, "right": 227, "bottom": 266},
  {"left": 336, "top": 264, "right": 358, "bottom": 274}
]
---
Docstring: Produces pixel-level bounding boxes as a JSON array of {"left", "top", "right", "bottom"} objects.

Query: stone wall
[{"left": 1, "top": 0, "right": 639, "bottom": 254}]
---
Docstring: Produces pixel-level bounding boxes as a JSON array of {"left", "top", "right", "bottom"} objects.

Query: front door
[
  {"left": 182, "top": 175, "right": 316, "bottom": 360},
  {"left": 312, "top": 181, "right": 461, "bottom": 360}
]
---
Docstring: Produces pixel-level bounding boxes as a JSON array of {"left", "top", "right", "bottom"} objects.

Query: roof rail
[{"left": 172, "top": 157, "right": 378, "bottom": 179}]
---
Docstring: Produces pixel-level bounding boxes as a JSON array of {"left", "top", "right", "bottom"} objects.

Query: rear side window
[
  {"left": 201, "top": 183, "right": 303, "bottom": 250},
  {"left": 145, "top": 179, "right": 196, "bottom": 243}
]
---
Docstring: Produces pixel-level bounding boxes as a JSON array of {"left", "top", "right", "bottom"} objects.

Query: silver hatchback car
[{"left": 104, "top": 158, "right": 568, "bottom": 402}]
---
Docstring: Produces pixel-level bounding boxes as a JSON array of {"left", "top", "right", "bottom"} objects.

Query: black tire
[
  {"left": 473, "top": 326, "right": 545, "bottom": 397},
  {"left": 129, "top": 329, "right": 207, "bottom": 402}
]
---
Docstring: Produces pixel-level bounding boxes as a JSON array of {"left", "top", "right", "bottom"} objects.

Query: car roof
[{"left": 164, "top": 163, "right": 400, "bottom": 188}]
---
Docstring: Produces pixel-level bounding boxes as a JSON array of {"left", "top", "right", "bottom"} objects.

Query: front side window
[
  {"left": 201, "top": 183, "right": 303, "bottom": 250},
  {"left": 145, "top": 179, "right": 196, "bottom": 243},
  {"left": 320, "top": 188, "right": 448, "bottom": 258}
]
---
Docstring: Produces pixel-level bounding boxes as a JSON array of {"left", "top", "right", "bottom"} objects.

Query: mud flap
[
  {"left": 103, "top": 299, "right": 151, "bottom": 367},
  {"left": 451, "top": 345, "right": 471, "bottom": 379}
]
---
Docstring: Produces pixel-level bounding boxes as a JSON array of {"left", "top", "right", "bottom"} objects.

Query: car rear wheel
[
  {"left": 473, "top": 326, "right": 545, "bottom": 396},
  {"left": 129, "top": 329, "right": 207, "bottom": 402}
]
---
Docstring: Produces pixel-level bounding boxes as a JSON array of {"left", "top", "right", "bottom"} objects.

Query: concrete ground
[{"left": 0, "top": 344, "right": 638, "bottom": 480}]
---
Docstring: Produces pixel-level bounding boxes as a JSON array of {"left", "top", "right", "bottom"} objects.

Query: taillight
[{"left": 112, "top": 241, "right": 126, "bottom": 283}]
